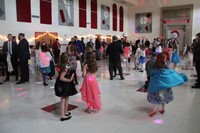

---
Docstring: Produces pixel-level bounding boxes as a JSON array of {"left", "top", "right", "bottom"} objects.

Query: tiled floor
[{"left": 0, "top": 59, "right": 200, "bottom": 133}]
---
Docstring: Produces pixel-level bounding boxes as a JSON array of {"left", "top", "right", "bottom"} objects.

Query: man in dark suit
[
  {"left": 106, "top": 35, "right": 124, "bottom": 80},
  {"left": 192, "top": 32, "right": 200, "bottom": 89},
  {"left": 17, "top": 33, "right": 30, "bottom": 84},
  {"left": 2, "top": 34, "right": 18, "bottom": 82}
]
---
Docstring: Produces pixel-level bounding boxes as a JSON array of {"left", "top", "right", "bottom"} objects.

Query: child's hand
[{"left": 70, "top": 73, "right": 75, "bottom": 81}]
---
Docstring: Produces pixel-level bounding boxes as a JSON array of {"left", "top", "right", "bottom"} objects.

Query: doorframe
[{"left": 160, "top": 5, "right": 193, "bottom": 44}]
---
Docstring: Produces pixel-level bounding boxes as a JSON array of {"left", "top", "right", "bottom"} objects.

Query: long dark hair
[
  {"left": 84, "top": 53, "right": 97, "bottom": 73},
  {"left": 154, "top": 53, "right": 166, "bottom": 69},
  {"left": 59, "top": 53, "right": 70, "bottom": 73}
]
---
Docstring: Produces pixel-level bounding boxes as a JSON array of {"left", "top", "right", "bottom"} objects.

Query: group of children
[{"left": 54, "top": 46, "right": 101, "bottom": 121}]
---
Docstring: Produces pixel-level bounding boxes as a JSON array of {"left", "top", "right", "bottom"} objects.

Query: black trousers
[
  {"left": 195, "top": 62, "right": 200, "bottom": 83},
  {"left": 5, "top": 56, "right": 18, "bottom": 80},
  {"left": 53, "top": 49, "right": 60, "bottom": 64},
  {"left": 19, "top": 60, "right": 29, "bottom": 82},
  {"left": 109, "top": 61, "right": 123, "bottom": 78}
]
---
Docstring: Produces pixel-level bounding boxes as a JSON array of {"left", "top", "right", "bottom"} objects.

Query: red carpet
[{"left": 41, "top": 102, "right": 78, "bottom": 113}]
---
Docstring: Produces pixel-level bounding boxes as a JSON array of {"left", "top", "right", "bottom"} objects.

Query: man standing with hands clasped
[{"left": 16, "top": 33, "right": 30, "bottom": 84}]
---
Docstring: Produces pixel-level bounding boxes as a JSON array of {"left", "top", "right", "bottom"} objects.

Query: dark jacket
[
  {"left": 17, "top": 38, "right": 30, "bottom": 61},
  {"left": 106, "top": 41, "right": 123, "bottom": 62},
  {"left": 193, "top": 42, "right": 200, "bottom": 63},
  {"left": 146, "top": 58, "right": 156, "bottom": 76},
  {"left": 95, "top": 39, "right": 101, "bottom": 50},
  {"left": 74, "top": 40, "right": 83, "bottom": 54},
  {"left": 2, "top": 41, "right": 18, "bottom": 61}
]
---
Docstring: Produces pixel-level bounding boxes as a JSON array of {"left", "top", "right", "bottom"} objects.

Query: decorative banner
[
  {"left": 91, "top": 0, "right": 97, "bottom": 29},
  {"left": 58, "top": 0, "right": 74, "bottom": 26},
  {"left": 135, "top": 12, "right": 152, "bottom": 33},
  {"left": 0, "top": 0, "right": 5, "bottom": 20},
  {"left": 40, "top": 0, "right": 52, "bottom": 24},
  {"left": 119, "top": 6, "right": 124, "bottom": 32},
  {"left": 101, "top": 5, "right": 110, "bottom": 30},
  {"left": 16, "top": 0, "right": 31, "bottom": 23},
  {"left": 112, "top": 4, "right": 117, "bottom": 31},
  {"left": 79, "top": 0, "right": 86, "bottom": 28}
]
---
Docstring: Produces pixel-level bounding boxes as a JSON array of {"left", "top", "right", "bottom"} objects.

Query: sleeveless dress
[
  {"left": 54, "top": 65, "right": 78, "bottom": 97},
  {"left": 80, "top": 73, "right": 101, "bottom": 110}
]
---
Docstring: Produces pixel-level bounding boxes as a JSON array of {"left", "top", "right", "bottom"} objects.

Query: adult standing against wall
[
  {"left": 192, "top": 33, "right": 200, "bottom": 89},
  {"left": 52, "top": 39, "right": 61, "bottom": 65},
  {"left": 16, "top": 33, "right": 30, "bottom": 84},
  {"left": 106, "top": 35, "right": 124, "bottom": 80},
  {"left": 95, "top": 36, "right": 101, "bottom": 60},
  {"left": 2, "top": 34, "right": 18, "bottom": 82}
]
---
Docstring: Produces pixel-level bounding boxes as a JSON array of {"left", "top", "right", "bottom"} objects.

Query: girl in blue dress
[
  {"left": 147, "top": 53, "right": 187, "bottom": 117},
  {"left": 171, "top": 43, "right": 180, "bottom": 69}
]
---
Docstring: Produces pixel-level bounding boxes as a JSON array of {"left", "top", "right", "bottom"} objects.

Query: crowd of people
[{"left": 1, "top": 32, "right": 200, "bottom": 121}]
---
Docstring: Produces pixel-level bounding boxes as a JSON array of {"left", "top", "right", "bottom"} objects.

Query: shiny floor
[{"left": 0, "top": 59, "right": 200, "bottom": 133}]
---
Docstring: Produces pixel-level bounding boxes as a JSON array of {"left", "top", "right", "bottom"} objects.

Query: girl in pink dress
[{"left": 80, "top": 53, "right": 101, "bottom": 113}]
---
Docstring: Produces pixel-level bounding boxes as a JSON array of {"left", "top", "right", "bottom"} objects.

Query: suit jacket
[
  {"left": 106, "top": 40, "right": 123, "bottom": 62},
  {"left": 17, "top": 38, "right": 30, "bottom": 61},
  {"left": 2, "top": 41, "right": 18, "bottom": 61}
]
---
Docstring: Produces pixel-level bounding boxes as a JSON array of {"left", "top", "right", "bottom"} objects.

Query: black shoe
[
  {"left": 3, "top": 79, "right": 9, "bottom": 82},
  {"left": 192, "top": 85, "right": 200, "bottom": 89},
  {"left": 120, "top": 77, "right": 125, "bottom": 80},
  {"left": 43, "top": 83, "right": 48, "bottom": 86},
  {"left": 0, "top": 82, "right": 3, "bottom": 84},
  {"left": 139, "top": 70, "right": 144, "bottom": 72},
  {"left": 65, "top": 112, "right": 71, "bottom": 116},
  {"left": 110, "top": 77, "right": 113, "bottom": 80},
  {"left": 60, "top": 116, "right": 72, "bottom": 121},
  {"left": 16, "top": 81, "right": 25, "bottom": 84}
]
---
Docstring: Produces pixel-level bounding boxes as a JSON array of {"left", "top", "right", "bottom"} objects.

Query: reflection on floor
[{"left": 0, "top": 59, "right": 200, "bottom": 133}]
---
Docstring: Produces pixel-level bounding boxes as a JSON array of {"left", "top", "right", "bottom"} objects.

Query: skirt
[
  {"left": 171, "top": 53, "right": 180, "bottom": 64},
  {"left": 54, "top": 76, "right": 78, "bottom": 97},
  {"left": 139, "top": 56, "right": 146, "bottom": 64},
  {"left": 80, "top": 75, "right": 101, "bottom": 110},
  {"left": 147, "top": 89, "right": 174, "bottom": 105}
]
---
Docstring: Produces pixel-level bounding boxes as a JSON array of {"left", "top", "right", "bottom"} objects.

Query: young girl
[
  {"left": 163, "top": 43, "right": 170, "bottom": 65},
  {"left": 134, "top": 44, "right": 141, "bottom": 70},
  {"left": 139, "top": 45, "right": 146, "bottom": 72},
  {"left": 29, "top": 45, "right": 36, "bottom": 77},
  {"left": 122, "top": 43, "right": 132, "bottom": 72},
  {"left": 35, "top": 42, "right": 41, "bottom": 76},
  {"left": 184, "top": 45, "right": 193, "bottom": 69},
  {"left": 80, "top": 53, "right": 101, "bottom": 113},
  {"left": 38, "top": 44, "right": 52, "bottom": 86},
  {"left": 147, "top": 53, "right": 187, "bottom": 117},
  {"left": 54, "top": 53, "right": 78, "bottom": 121},
  {"left": 67, "top": 43, "right": 78, "bottom": 85},
  {"left": 171, "top": 43, "right": 180, "bottom": 69}
]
